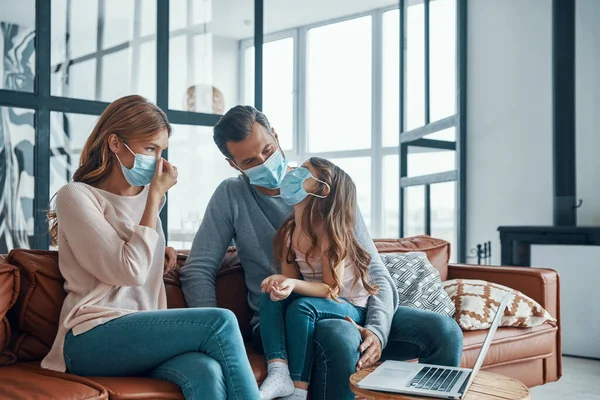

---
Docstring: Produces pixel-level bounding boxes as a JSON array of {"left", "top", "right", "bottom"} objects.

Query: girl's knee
[{"left": 286, "top": 298, "right": 318, "bottom": 324}]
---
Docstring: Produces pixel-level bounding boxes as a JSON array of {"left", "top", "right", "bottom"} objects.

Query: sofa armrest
[{"left": 447, "top": 264, "right": 560, "bottom": 322}]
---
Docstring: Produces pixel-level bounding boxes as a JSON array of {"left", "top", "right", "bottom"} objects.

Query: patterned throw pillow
[
  {"left": 381, "top": 252, "right": 455, "bottom": 317},
  {"left": 442, "top": 279, "right": 558, "bottom": 331}
]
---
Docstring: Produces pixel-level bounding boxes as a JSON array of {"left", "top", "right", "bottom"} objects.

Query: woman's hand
[
  {"left": 150, "top": 158, "right": 178, "bottom": 198},
  {"left": 164, "top": 246, "right": 177, "bottom": 273}
]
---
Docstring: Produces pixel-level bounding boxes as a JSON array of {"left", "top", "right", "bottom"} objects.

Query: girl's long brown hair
[
  {"left": 273, "top": 157, "right": 378, "bottom": 301},
  {"left": 48, "top": 95, "right": 171, "bottom": 246}
]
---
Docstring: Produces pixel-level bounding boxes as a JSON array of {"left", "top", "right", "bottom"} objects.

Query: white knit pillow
[{"left": 442, "top": 279, "right": 557, "bottom": 331}]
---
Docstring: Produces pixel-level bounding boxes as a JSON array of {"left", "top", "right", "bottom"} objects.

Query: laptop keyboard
[{"left": 406, "top": 367, "right": 464, "bottom": 392}]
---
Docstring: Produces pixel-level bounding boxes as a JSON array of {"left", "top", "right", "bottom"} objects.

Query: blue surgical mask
[
  {"left": 280, "top": 167, "right": 330, "bottom": 206},
  {"left": 242, "top": 149, "right": 288, "bottom": 189},
  {"left": 115, "top": 142, "right": 157, "bottom": 186}
]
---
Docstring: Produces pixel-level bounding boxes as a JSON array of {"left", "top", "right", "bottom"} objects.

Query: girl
[
  {"left": 258, "top": 157, "right": 378, "bottom": 400},
  {"left": 42, "top": 95, "right": 259, "bottom": 400}
]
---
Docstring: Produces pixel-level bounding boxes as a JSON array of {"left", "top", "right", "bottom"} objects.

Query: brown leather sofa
[{"left": 0, "top": 236, "right": 561, "bottom": 399}]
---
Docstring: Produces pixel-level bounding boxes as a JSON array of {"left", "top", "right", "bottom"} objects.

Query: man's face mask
[
  {"left": 280, "top": 167, "right": 329, "bottom": 206},
  {"left": 115, "top": 141, "right": 157, "bottom": 186},
  {"left": 241, "top": 148, "right": 288, "bottom": 189}
]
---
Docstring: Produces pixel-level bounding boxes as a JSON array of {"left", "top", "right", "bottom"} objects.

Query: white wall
[
  {"left": 575, "top": 0, "right": 600, "bottom": 226},
  {"left": 467, "top": 0, "right": 600, "bottom": 264},
  {"left": 466, "top": 0, "right": 553, "bottom": 264}
]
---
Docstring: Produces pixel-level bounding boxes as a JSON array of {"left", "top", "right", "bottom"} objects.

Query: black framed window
[{"left": 0, "top": 0, "right": 465, "bottom": 261}]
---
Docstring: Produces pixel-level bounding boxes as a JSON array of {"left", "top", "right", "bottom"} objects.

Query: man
[{"left": 180, "top": 106, "right": 463, "bottom": 399}]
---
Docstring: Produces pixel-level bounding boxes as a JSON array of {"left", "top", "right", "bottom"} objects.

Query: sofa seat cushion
[
  {"left": 86, "top": 377, "right": 183, "bottom": 400},
  {"left": 246, "top": 342, "right": 267, "bottom": 384},
  {"left": 0, "top": 363, "right": 108, "bottom": 399},
  {"left": 461, "top": 324, "right": 558, "bottom": 369}
]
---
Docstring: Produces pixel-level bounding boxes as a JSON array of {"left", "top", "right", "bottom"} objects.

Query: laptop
[{"left": 357, "top": 293, "right": 512, "bottom": 399}]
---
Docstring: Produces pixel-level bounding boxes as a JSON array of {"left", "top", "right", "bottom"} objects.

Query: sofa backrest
[{"left": 1, "top": 235, "right": 449, "bottom": 364}]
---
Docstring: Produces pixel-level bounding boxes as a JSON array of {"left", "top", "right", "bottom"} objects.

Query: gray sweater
[{"left": 180, "top": 176, "right": 398, "bottom": 347}]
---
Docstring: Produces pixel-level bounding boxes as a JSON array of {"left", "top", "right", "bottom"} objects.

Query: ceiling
[
  {"left": 0, "top": 0, "right": 400, "bottom": 41},
  {"left": 212, "top": 0, "right": 400, "bottom": 39}
]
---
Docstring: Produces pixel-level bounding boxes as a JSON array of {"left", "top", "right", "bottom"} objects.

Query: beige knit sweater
[{"left": 41, "top": 182, "right": 167, "bottom": 372}]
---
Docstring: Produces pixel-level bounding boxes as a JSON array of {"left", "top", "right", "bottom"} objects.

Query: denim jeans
[
  {"left": 259, "top": 292, "right": 367, "bottom": 383},
  {"left": 311, "top": 306, "right": 463, "bottom": 400},
  {"left": 63, "top": 308, "right": 260, "bottom": 400}
]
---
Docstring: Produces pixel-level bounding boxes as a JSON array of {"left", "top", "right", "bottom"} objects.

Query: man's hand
[
  {"left": 164, "top": 246, "right": 178, "bottom": 273},
  {"left": 345, "top": 316, "right": 383, "bottom": 371}
]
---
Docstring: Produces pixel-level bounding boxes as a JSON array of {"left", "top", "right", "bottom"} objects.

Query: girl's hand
[
  {"left": 164, "top": 246, "right": 177, "bottom": 273},
  {"left": 150, "top": 158, "right": 178, "bottom": 198},
  {"left": 269, "top": 278, "right": 295, "bottom": 301},
  {"left": 261, "top": 274, "right": 288, "bottom": 293}
]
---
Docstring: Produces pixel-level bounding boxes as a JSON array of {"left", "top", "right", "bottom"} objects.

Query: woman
[{"left": 43, "top": 95, "right": 260, "bottom": 400}]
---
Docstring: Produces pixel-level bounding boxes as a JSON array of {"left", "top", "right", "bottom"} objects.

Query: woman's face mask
[
  {"left": 115, "top": 142, "right": 157, "bottom": 186},
  {"left": 280, "top": 167, "right": 330, "bottom": 206},
  {"left": 241, "top": 148, "right": 288, "bottom": 189}
]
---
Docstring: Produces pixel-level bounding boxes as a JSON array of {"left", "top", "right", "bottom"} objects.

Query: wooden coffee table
[{"left": 350, "top": 367, "right": 530, "bottom": 400}]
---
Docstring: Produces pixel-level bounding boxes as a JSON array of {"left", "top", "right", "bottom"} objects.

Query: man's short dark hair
[{"left": 213, "top": 105, "right": 272, "bottom": 159}]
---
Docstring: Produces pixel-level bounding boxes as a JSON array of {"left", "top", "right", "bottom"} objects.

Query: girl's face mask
[{"left": 280, "top": 167, "right": 330, "bottom": 206}]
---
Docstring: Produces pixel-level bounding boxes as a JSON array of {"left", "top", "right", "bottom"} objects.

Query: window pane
[
  {"left": 170, "top": 0, "right": 243, "bottom": 114},
  {"left": 1, "top": 0, "right": 36, "bottom": 92},
  {"left": 50, "top": 112, "right": 98, "bottom": 200},
  {"left": 383, "top": 154, "right": 400, "bottom": 238},
  {"left": 244, "top": 47, "right": 255, "bottom": 106},
  {"left": 404, "top": 185, "right": 425, "bottom": 238},
  {"left": 243, "top": 38, "right": 295, "bottom": 151},
  {"left": 431, "top": 181, "right": 456, "bottom": 262},
  {"left": 264, "top": 39, "right": 294, "bottom": 151},
  {"left": 51, "top": 0, "right": 156, "bottom": 102},
  {"left": 0, "top": 107, "right": 35, "bottom": 252},
  {"left": 407, "top": 147, "right": 455, "bottom": 177},
  {"left": 307, "top": 16, "right": 372, "bottom": 153},
  {"left": 427, "top": 126, "right": 456, "bottom": 141},
  {"left": 383, "top": 9, "right": 400, "bottom": 147},
  {"left": 328, "top": 157, "right": 372, "bottom": 233},
  {"left": 167, "top": 125, "right": 238, "bottom": 249},
  {"left": 406, "top": 1, "right": 425, "bottom": 131},
  {"left": 430, "top": 0, "right": 456, "bottom": 122},
  {"left": 103, "top": 0, "right": 135, "bottom": 49}
]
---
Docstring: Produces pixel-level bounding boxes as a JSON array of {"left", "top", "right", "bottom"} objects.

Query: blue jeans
[
  {"left": 259, "top": 293, "right": 367, "bottom": 383},
  {"left": 311, "top": 306, "right": 463, "bottom": 400},
  {"left": 63, "top": 308, "right": 260, "bottom": 400}
]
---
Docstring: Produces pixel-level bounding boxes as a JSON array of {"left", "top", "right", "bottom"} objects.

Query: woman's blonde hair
[
  {"left": 48, "top": 95, "right": 171, "bottom": 246},
  {"left": 273, "top": 157, "right": 378, "bottom": 301}
]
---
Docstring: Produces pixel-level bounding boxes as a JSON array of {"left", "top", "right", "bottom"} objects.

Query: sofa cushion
[
  {"left": 443, "top": 279, "right": 557, "bottom": 331},
  {"left": 86, "top": 377, "right": 183, "bottom": 400},
  {"left": 374, "top": 236, "right": 450, "bottom": 280},
  {"left": 461, "top": 324, "right": 558, "bottom": 369},
  {"left": 381, "top": 252, "right": 455, "bottom": 317},
  {"left": 246, "top": 342, "right": 267, "bottom": 384},
  {"left": 0, "top": 363, "right": 108, "bottom": 399},
  {"left": 7, "top": 250, "right": 65, "bottom": 361},
  {"left": 0, "top": 262, "right": 19, "bottom": 366}
]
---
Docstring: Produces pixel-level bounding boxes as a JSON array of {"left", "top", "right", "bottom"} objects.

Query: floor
[{"left": 530, "top": 356, "right": 600, "bottom": 399}]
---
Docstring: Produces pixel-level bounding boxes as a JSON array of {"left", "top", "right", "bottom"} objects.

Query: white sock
[
  {"left": 259, "top": 361, "right": 294, "bottom": 400},
  {"left": 281, "top": 388, "right": 308, "bottom": 400}
]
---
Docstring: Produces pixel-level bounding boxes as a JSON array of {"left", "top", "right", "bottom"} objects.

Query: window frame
[{"left": 239, "top": 0, "right": 467, "bottom": 260}]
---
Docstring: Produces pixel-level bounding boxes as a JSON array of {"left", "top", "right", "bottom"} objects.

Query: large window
[
  {"left": 0, "top": 0, "right": 250, "bottom": 251},
  {"left": 241, "top": 0, "right": 464, "bottom": 260}
]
